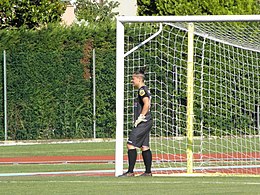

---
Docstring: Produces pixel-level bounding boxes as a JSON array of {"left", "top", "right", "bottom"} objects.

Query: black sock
[
  {"left": 142, "top": 149, "right": 152, "bottom": 173},
  {"left": 127, "top": 149, "right": 137, "bottom": 173}
]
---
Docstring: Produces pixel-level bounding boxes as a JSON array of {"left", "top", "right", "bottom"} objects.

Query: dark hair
[{"left": 133, "top": 67, "right": 146, "bottom": 80}]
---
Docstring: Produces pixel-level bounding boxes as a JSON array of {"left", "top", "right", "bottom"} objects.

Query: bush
[{"left": 0, "top": 23, "right": 116, "bottom": 140}]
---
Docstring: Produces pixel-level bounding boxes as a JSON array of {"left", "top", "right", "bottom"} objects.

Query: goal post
[
  {"left": 115, "top": 19, "right": 125, "bottom": 176},
  {"left": 115, "top": 15, "right": 260, "bottom": 176},
  {"left": 186, "top": 22, "right": 195, "bottom": 174}
]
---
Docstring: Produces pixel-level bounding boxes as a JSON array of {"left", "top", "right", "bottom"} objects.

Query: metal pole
[
  {"left": 3, "top": 50, "right": 7, "bottom": 141},
  {"left": 257, "top": 105, "right": 260, "bottom": 135},
  {"left": 115, "top": 19, "right": 125, "bottom": 176},
  {"left": 186, "top": 23, "right": 194, "bottom": 174},
  {"left": 93, "top": 49, "right": 96, "bottom": 139}
]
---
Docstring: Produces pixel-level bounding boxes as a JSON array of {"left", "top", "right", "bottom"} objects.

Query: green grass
[
  {"left": 0, "top": 141, "right": 118, "bottom": 174},
  {"left": 0, "top": 142, "right": 116, "bottom": 157},
  {"left": 0, "top": 164, "right": 115, "bottom": 173},
  {"left": 2, "top": 137, "right": 259, "bottom": 158},
  {"left": 1, "top": 176, "right": 260, "bottom": 195},
  {"left": 1, "top": 141, "right": 260, "bottom": 194},
  {"left": 150, "top": 136, "right": 260, "bottom": 154}
]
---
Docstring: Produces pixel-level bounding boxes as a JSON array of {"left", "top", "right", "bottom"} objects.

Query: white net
[{"left": 122, "top": 19, "right": 260, "bottom": 175}]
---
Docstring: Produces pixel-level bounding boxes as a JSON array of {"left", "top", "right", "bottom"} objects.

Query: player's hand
[{"left": 134, "top": 114, "right": 147, "bottom": 127}]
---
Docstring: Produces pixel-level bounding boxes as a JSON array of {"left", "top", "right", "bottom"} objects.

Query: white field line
[
  {"left": 0, "top": 139, "right": 116, "bottom": 146},
  {"left": 0, "top": 149, "right": 114, "bottom": 155},
  {"left": 0, "top": 180, "right": 260, "bottom": 185},
  {"left": 0, "top": 169, "right": 116, "bottom": 177},
  {"left": 1, "top": 168, "right": 260, "bottom": 177}
]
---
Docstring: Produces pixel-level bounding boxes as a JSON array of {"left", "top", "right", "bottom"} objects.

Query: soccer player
[{"left": 119, "top": 68, "right": 153, "bottom": 177}]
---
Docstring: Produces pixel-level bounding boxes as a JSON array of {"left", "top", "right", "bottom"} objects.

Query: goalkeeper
[{"left": 119, "top": 68, "right": 153, "bottom": 177}]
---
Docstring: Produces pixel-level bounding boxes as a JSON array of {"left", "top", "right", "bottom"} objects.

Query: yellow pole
[{"left": 186, "top": 23, "right": 194, "bottom": 174}]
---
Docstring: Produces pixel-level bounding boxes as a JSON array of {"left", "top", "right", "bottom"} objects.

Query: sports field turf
[
  {"left": 1, "top": 175, "right": 260, "bottom": 195},
  {"left": 0, "top": 141, "right": 260, "bottom": 194}
]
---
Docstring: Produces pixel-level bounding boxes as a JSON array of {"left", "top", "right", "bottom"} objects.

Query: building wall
[
  {"left": 114, "top": 0, "right": 137, "bottom": 16},
  {"left": 93, "top": 0, "right": 137, "bottom": 16},
  {"left": 61, "top": 4, "right": 76, "bottom": 26}
]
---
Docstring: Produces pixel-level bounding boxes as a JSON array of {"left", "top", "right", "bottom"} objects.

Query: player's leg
[
  {"left": 119, "top": 121, "right": 152, "bottom": 177},
  {"left": 140, "top": 121, "right": 153, "bottom": 176},
  {"left": 118, "top": 128, "right": 140, "bottom": 177},
  {"left": 118, "top": 144, "right": 136, "bottom": 177},
  {"left": 140, "top": 142, "right": 152, "bottom": 176},
  {"left": 118, "top": 143, "right": 136, "bottom": 177},
  {"left": 142, "top": 148, "right": 152, "bottom": 174},
  {"left": 126, "top": 144, "right": 137, "bottom": 174}
]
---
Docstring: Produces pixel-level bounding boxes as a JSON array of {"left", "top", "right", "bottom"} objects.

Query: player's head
[{"left": 132, "top": 67, "right": 146, "bottom": 88}]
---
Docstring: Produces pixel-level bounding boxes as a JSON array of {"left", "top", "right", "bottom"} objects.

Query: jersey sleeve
[{"left": 138, "top": 87, "right": 150, "bottom": 99}]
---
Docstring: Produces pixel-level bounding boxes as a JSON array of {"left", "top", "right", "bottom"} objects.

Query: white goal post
[{"left": 115, "top": 15, "right": 260, "bottom": 176}]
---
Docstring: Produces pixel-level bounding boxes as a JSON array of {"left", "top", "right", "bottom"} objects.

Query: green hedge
[{"left": 0, "top": 23, "right": 116, "bottom": 140}]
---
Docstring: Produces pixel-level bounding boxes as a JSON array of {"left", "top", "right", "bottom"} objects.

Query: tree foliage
[
  {"left": 137, "top": 0, "right": 260, "bottom": 16},
  {"left": 74, "top": 0, "right": 119, "bottom": 24},
  {"left": 0, "top": 0, "right": 66, "bottom": 29}
]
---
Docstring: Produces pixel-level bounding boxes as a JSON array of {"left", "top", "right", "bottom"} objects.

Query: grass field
[
  {"left": 0, "top": 141, "right": 115, "bottom": 157},
  {"left": 1, "top": 141, "right": 260, "bottom": 194},
  {"left": 1, "top": 175, "right": 260, "bottom": 195}
]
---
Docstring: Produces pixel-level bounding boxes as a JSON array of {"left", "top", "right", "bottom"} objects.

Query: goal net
[{"left": 115, "top": 15, "right": 260, "bottom": 176}]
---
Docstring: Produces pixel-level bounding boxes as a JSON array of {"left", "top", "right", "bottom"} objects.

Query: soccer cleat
[
  {"left": 118, "top": 172, "right": 135, "bottom": 177},
  {"left": 139, "top": 172, "right": 152, "bottom": 177}
]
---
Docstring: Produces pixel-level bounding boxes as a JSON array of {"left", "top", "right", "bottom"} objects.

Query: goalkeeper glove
[{"left": 134, "top": 114, "right": 147, "bottom": 127}]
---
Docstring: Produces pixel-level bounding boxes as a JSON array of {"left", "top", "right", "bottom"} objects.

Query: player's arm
[
  {"left": 134, "top": 96, "right": 150, "bottom": 127},
  {"left": 140, "top": 96, "right": 150, "bottom": 116}
]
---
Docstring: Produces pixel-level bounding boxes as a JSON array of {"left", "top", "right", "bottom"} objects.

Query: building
[
  {"left": 113, "top": 0, "right": 137, "bottom": 16},
  {"left": 61, "top": 4, "right": 75, "bottom": 26}
]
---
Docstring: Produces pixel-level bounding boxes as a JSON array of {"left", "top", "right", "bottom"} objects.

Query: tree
[
  {"left": 137, "top": 0, "right": 260, "bottom": 16},
  {"left": 0, "top": 0, "right": 66, "bottom": 29},
  {"left": 137, "top": 0, "right": 158, "bottom": 16},
  {"left": 74, "top": 0, "right": 119, "bottom": 24}
]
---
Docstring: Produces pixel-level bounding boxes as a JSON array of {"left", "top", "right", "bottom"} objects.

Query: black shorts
[{"left": 127, "top": 119, "right": 153, "bottom": 148}]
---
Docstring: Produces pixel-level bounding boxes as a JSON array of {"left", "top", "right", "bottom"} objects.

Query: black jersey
[{"left": 134, "top": 85, "right": 152, "bottom": 121}]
